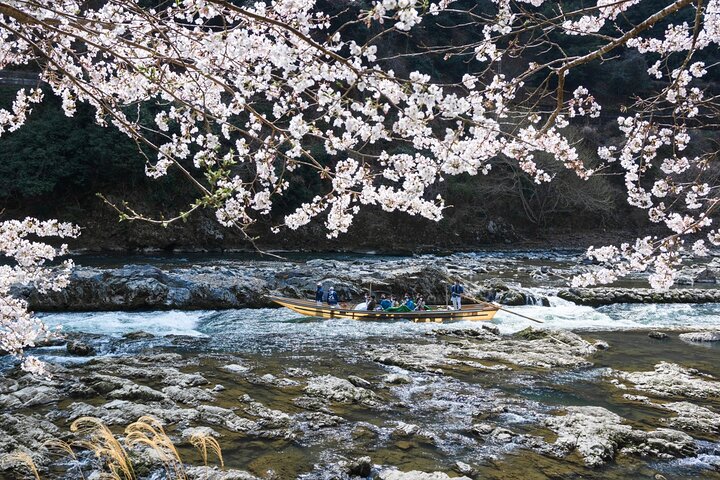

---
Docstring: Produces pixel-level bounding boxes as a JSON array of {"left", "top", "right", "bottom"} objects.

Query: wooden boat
[{"left": 268, "top": 296, "right": 499, "bottom": 323}]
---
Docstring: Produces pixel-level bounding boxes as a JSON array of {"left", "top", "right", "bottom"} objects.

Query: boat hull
[{"left": 268, "top": 296, "right": 498, "bottom": 323}]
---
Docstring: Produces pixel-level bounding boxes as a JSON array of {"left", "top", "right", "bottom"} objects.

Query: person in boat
[
  {"left": 415, "top": 296, "right": 430, "bottom": 311},
  {"left": 327, "top": 287, "right": 339, "bottom": 307},
  {"left": 367, "top": 294, "right": 377, "bottom": 311},
  {"left": 404, "top": 294, "right": 416, "bottom": 311},
  {"left": 315, "top": 283, "right": 324, "bottom": 305},
  {"left": 451, "top": 281, "right": 464, "bottom": 310},
  {"left": 379, "top": 294, "right": 392, "bottom": 310},
  {"left": 386, "top": 294, "right": 416, "bottom": 313},
  {"left": 390, "top": 295, "right": 399, "bottom": 307}
]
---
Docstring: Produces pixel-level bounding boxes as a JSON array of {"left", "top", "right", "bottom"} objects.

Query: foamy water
[
  {"left": 493, "top": 295, "right": 720, "bottom": 333},
  {"left": 39, "top": 310, "right": 207, "bottom": 337},
  {"left": 36, "top": 297, "right": 720, "bottom": 351}
]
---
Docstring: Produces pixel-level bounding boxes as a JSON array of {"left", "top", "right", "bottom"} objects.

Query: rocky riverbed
[
  {"left": 4, "top": 251, "right": 720, "bottom": 479},
  {"left": 2, "top": 307, "right": 720, "bottom": 479}
]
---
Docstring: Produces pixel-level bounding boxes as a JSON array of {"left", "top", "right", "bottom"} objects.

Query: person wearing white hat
[{"left": 327, "top": 286, "right": 339, "bottom": 307}]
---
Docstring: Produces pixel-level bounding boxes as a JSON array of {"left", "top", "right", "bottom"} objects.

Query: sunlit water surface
[{"left": 23, "top": 298, "right": 720, "bottom": 479}]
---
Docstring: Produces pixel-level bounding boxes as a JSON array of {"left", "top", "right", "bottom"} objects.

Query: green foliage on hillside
[
  {"left": 0, "top": 0, "right": 716, "bottom": 247},
  {"left": 0, "top": 87, "right": 145, "bottom": 200}
]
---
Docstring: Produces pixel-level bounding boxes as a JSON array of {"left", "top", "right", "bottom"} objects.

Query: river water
[
  {"left": 38, "top": 295, "right": 720, "bottom": 340},
  {"left": 7, "top": 252, "right": 720, "bottom": 479}
]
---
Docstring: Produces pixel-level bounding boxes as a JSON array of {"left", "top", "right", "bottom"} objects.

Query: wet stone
[
  {"left": 370, "top": 329, "right": 599, "bottom": 372},
  {"left": 295, "top": 411, "right": 345, "bottom": 430},
  {"left": 222, "top": 363, "right": 252, "bottom": 374},
  {"left": 163, "top": 385, "right": 215, "bottom": 406},
  {"left": 185, "top": 466, "right": 259, "bottom": 480},
  {"left": 66, "top": 340, "right": 96, "bottom": 356},
  {"left": 304, "top": 375, "right": 378, "bottom": 406},
  {"left": 378, "top": 470, "right": 471, "bottom": 480},
  {"left": 614, "top": 362, "right": 720, "bottom": 399},
  {"left": 381, "top": 373, "right": 412, "bottom": 385},
  {"left": 196, "top": 405, "right": 259, "bottom": 433},
  {"left": 662, "top": 402, "right": 720, "bottom": 433},
  {"left": 544, "top": 405, "right": 696, "bottom": 467},
  {"left": 679, "top": 331, "right": 720, "bottom": 343},
  {"left": 347, "top": 375, "right": 373, "bottom": 389},
  {"left": 0, "top": 385, "right": 59, "bottom": 409},
  {"left": 181, "top": 426, "right": 221, "bottom": 439},
  {"left": 454, "top": 461, "right": 475, "bottom": 477},
  {"left": 292, "top": 396, "right": 331, "bottom": 413},
  {"left": 108, "top": 383, "right": 166, "bottom": 402},
  {"left": 648, "top": 331, "right": 669, "bottom": 340},
  {"left": 285, "top": 367, "right": 313, "bottom": 377},
  {"left": 247, "top": 373, "right": 300, "bottom": 388},
  {"left": 342, "top": 456, "right": 372, "bottom": 477},
  {"left": 239, "top": 395, "right": 292, "bottom": 428},
  {"left": 471, "top": 423, "right": 495, "bottom": 436},
  {"left": 122, "top": 331, "right": 156, "bottom": 340}
]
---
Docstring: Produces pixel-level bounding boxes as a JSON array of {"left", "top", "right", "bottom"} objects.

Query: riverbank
[
  {"left": 17, "top": 250, "right": 720, "bottom": 312},
  {"left": 4, "top": 251, "right": 720, "bottom": 479},
  {"left": 17, "top": 256, "right": 552, "bottom": 312}
]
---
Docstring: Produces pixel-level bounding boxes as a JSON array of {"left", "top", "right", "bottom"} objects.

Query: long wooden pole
[
  {"left": 444, "top": 275, "right": 545, "bottom": 324},
  {"left": 461, "top": 292, "right": 544, "bottom": 324}
]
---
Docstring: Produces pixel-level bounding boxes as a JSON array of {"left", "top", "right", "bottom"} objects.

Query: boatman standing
[
  {"left": 315, "top": 283, "right": 324, "bottom": 305},
  {"left": 327, "top": 287, "right": 339, "bottom": 307},
  {"left": 450, "top": 281, "right": 464, "bottom": 310}
]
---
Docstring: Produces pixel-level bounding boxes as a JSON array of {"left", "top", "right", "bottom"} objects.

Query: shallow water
[
  {"left": 21, "top": 300, "right": 720, "bottom": 479},
  {"left": 39, "top": 296, "right": 720, "bottom": 340}
]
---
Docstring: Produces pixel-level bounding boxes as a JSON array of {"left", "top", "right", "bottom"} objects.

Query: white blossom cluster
[
  {"left": 0, "top": 0, "right": 717, "bottom": 300},
  {"left": 562, "top": 0, "right": 642, "bottom": 35},
  {"left": 0, "top": 218, "right": 79, "bottom": 374}
]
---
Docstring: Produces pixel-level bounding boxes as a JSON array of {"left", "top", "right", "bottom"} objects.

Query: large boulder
[
  {"left": 613, "top": 362, "right": 720, "bottom": 399},
  {"left": 19, "top": 256, "right": 547, "bottom": 311},
  {"left": 679, "top": 331, "right": 720, "bottom": 343},
  {"left": 66, "top": 340, "right": 96, "bottom": 356},
  {"left": 559, "top": 287, "right": 720, "bottom": 306},
  {"left": 304, "top": 375, "right": 378, "bottom": 406},
  {"left": 545, "top": 406, "right": 695, "bottom": 467}
]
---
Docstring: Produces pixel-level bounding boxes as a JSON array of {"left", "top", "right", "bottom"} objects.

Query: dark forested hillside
[{"left": 0, "top": 0, "right": 716, "bottom": 252}]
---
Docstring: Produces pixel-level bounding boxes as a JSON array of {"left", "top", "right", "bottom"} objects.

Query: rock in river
[
  {"left": 370, "top": 328, "right": 601, "bottom": 372},
  {"left": 613, "top": 362, "right": 720, "bottom": 399},
  {"left": 18, "top": 257, "right": 547, "bottom": 311},
  {"left": 679, "top": 331, "right": 720, "bottom": 343},
  {"left": 558, "top": 287, "right": 720, "bottom": 306},
  {"left": 545, "top": 406, "right": 695, "bottom": 467},
  {"left": 378, "top": 470, "right": 471, "bottom": 480},
  {"left": 304, "top": 375, "right": 378, "bottom": 406},
  {"left": 66, "top": 340, "right": 96, "bottom": 356},
  {"left": 662, "top": 402, "right": 720, "bottom": 433}
]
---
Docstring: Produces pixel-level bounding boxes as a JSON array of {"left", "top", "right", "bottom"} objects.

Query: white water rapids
[{"left": 39, "top": 294, "right": 720, "bottom": 343}]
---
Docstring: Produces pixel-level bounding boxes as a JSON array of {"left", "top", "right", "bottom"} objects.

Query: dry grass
[
  {"left": 190, "top": 433, "right": 224, "bottom": 468},
  {"left": 2, "top": 416, "right": 225, "bottom": 480},
  {"left": 43, "top": 438, "right": 86, "bottom": 480},
  {"left": 125, "top": 416, "right": 186, "bottom": 480},
  {"left": 71, "top": 416, "right": 135, "bottom": 480},
  {"left": 2, "top": 451, "right": 41, "bottom": 480}
]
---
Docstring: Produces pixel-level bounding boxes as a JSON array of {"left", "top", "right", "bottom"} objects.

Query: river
[{"left": 3, "top": 252, "right": 720, "bottom": 479}]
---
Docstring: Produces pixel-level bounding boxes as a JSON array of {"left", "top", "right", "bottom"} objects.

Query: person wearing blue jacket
[
  {"left": 451, "top": 281, "right": 464, "bottom": 310},
  {"left": 315, "top": 283, "right": 324, "bottom": 305},
  {"left": 327, "top": 287, "right": 339, "bottom": 307}
]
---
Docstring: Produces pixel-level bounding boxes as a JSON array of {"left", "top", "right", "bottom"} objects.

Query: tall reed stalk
[{"left": 2, "top": 416, "right": 225, "bottom": 480}]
